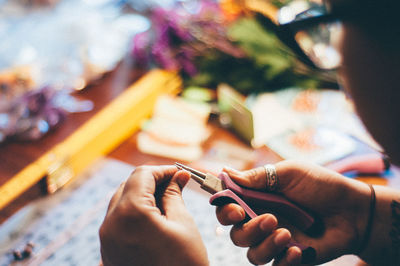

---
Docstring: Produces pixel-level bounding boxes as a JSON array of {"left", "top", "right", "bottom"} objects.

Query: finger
[
  {"left": 223, "top": 166, "right": 267, "bottom": 189},
  {"left": 216, "top": 204, "right": 246, "bottom": 225},
  {"left": 272, "top": 247, "right": 302, "bottom": 266},
  {"left": 162, "top": 170, "right": 193, "bottom": 222},
  {"left": 230, "top": 214, "right": 278, "bottom": 247},
  {"left": 123, "top": 165, "right": 178, "bottom": 199},
  {"left": 247, "top": 228, "right": 292, "bottom": 265},
  {"left": 107, "top": 165, "right": 178, "bottom": 221},
  {"left": 107, "top": 181, "right": 126, "bottom": 213},
  {"left": 224, "top": 161, "right": 310, "bottom": 193}
]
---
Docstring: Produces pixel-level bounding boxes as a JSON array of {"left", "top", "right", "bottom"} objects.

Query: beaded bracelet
[{"left": 358, "top": 184, "right": 376, "bottom": 254}]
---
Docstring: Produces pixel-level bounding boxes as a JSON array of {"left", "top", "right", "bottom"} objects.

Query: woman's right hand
[
  {"left": 216, "top": 160, "right": 373, "bottom": 265},
  {"left": 99, "top": 165, "right": 209, "bottom": 266}
]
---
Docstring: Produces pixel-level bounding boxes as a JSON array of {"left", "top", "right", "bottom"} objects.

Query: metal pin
[
  {"left": 175, "top": 162, "right": 205, "bottom": 185},
  {"left": 175, "top": 163, "right": 206, "bottom": 178}
]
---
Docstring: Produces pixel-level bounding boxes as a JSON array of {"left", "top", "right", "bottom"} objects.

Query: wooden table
[
  {"left": 0, "top": 59, "right": 282, "bottom": 223},
  {"left": 0, "top": 63, "right": 397, "bottom": 266},
  {"left": 1, "top": 62, "right": 396, "bottom": 218}
]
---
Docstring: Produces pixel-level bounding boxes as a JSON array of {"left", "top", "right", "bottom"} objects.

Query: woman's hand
[
  {"left": 216, "top": 160, "right": 372, "bottom": 265},
  {"left": 99, "top": 165, "right": 208, "bottom": 266}
]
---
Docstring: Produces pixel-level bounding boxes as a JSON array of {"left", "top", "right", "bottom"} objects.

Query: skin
[
  {"left": 215, "top": 2, "right": 400, "bottom": 264},
  {"left": 217, "top": 163, "right": 371, "bottom": 265},
  {"left": 339, "top": 23, "right": 400, "bottom": 166},
  {"left": 100, "top": 1, "right": 400, "bottom": 265},
  {"left": 217, "top": 164, "right": 400, "bottom": 265},
  {"left": 99, "top": 166, "right": 208, "bottom": 266}
]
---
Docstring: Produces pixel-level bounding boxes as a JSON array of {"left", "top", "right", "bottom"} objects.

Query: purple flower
[
  {"left": 131, "top": 0, "right": 246, "bottom": 76},
  {"left": 0, "top": 85, "right": 92, "bottom": 143},
  {"left": 132, "top": 31, "right": 152, "bottom": 66}
]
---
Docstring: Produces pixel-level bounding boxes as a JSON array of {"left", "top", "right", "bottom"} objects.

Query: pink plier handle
[{"left": 209, "top": 172, "right": 317, "bottom": 264}]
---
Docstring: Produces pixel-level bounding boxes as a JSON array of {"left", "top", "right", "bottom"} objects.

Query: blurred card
[
  {"left": 194, "top": 140, "right": 257, "bottom": 173},
  {"left": 137, "top": 95, "right": 211, "bottom": 161},
  {"left": 218, "top": 84, "right": 254, "bottom": 143},
  {"left": 250, "top": 93, "right": 302, "bottom": 147},
  {"left": 267, "top": 127, "right": 356, "bottom": 164}
]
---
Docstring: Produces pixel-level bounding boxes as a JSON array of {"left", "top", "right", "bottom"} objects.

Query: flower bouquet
[{"left": 131, "top": 0, "right": 334, "bottom": 95}]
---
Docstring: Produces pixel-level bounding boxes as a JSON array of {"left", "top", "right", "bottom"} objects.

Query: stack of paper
[{"left": 137, "top": 95, "right": 211, "bottom": 161}]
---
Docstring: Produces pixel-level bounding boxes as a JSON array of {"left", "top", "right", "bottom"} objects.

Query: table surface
[
  {"left": 0, "top": 62, "right": 397, "bottom": 266},
  {"left": 1, "top": 60, "right": 396, "bottom": 219},
  {"left": 0, "top": 59, "right": 144, "bottom": 222},
  {"left": 0, "top": 58, "right": 291, "bottom": 223}
]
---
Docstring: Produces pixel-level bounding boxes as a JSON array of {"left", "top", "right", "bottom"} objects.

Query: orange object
[
  {"left": 356, "top": 177, "right": 388, "bottom": 186},
  {"left": 220, "top": 0, "right": 246, "bottom": 21},
  {"left": 292, "top": 90, "right": 321, "bottom": 113},
  {"left": 289, "top": 128, "right": 320, "bottom": 152}
]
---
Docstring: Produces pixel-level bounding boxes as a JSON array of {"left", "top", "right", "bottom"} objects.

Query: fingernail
[
  {"left": 274, "top": 229, "right": 291, "bottom": 247},
  {"left": 259, "top": 215, "right": 277, "bottom": 231},
  {"left": 228, "top": 210, "right": 244, "bottom": 221},
  {"left": 286, "top": 247, "right": 301, "bottom": 264}
]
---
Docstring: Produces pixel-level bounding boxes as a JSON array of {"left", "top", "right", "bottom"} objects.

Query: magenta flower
[{"left": 131, "top": 0, "right": 245, "bottom": 76}]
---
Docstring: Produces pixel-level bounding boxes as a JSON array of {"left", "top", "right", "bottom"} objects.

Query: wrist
[
  {"left": 346, "top": 179, "right": 374, "bottom": 255},
  {"left": 357, "top": 185, "right": 397, "bottom": 265},
  {"left": 356, "top": 184, "right": 376, "bottom": 254}
]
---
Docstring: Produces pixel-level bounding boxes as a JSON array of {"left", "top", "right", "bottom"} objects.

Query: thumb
[
  {"left": 162, "top": 170, "right": 193, "bottom": 222},
  {"left": 223, "top": 166, "right": 268, "bottom": 190},
  {"left": 223, "top": 162, "right": 299, "bottom": 192}
]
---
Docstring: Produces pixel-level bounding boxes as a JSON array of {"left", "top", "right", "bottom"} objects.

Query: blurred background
[{"left": 0, "top": 1, "right": 389, "bottom": 265}]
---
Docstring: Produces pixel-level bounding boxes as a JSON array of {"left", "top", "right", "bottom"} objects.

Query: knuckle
[
  {"left": 246, "top": 169, "right": 258, "bottom": 181},
  {"left": 247, "top": 169, "right": 257, "bottom": 183},
  {"left": 164, "top": 184, "right": 181, "bottom": 197},
  {"left": 280, "top": 160, "right": 307, "bottom": 173},
  {"left": 246, "top": 168, "right": 265, "bottom": 188}
]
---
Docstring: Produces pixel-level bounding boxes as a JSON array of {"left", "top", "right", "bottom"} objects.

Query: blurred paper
[
  {"left": 145, "top": 116, "right": 210, "bottom": 146},
  {"left": 251, "top": 88, "right": 381, "bottom": 152},
  {"left": 137, "top": 95, "right": 211, "bottom": 161},
  {"left": 153, "top": 94, "right": 211, "bottom": 124},
  {"left": 267, "top": 127, "right": 356, "bottom": 164},
  {"left": 137, "top": 132, "right": 204, "bottom": 161},
  {"left": 251, "top": 93, "right": 302, "bottom": 147},
  {"left": 193, "top": 140, "right": 258, "bottom": 173}
]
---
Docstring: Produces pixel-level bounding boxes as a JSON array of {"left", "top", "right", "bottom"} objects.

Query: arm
[
  {"left": 99, "top": 165, "right": 209, "bottom": 266},
  {"left": 216, "top": 160, "right": 398, "bottom": 265}
]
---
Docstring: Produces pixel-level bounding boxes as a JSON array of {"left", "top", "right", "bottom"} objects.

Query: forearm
[{"left": 359, "top": 185, "right": 400, "bottom": 265}]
